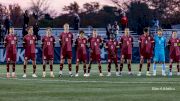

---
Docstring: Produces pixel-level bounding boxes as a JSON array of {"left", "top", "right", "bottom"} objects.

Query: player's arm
[
  {"left": 131, "top": 36, "right": 134, "bottom": 47},
  {"left": 167, "top": 39, "right": 171, "bottom": 50},
  {"left": 59, "top": 34, "right": 62, "bottom": 46},
  {"left": 119, "top": 38, "right": 123, "bottom": 49},
  {"left": 100, "top": 37, "right": 104, "bottom": 49},
  {"left": 4, "top": 36, "right": 7, "bottom": 47},
  {"left": 53, "top": 37, "right": 56, "bottom": 47},
  {"left": 74, "top": 38, "right": 78, "bottom": 51},
  {"left": 23, "top": 37, "right": 26, "bottom": 48}
]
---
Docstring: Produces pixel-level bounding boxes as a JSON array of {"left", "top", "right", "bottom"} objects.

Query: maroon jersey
[
  {"left": 23, "top": 34, "right": 37, "bottom": 54},
  {"left": 168, "top": 38, "right": 180, "bottom": 56},
  {"left": 4, "top": 34, "right": 17, "bottom": 61},
  {"left": 119, "top": 35, "right": 133, "bottom": 55},
  {"left": 139, "top": 34, "right": 154, "bottom": 56},
  {"left": 76, "top": 37, "right": 87, "bottom": 55},
  {"left": 106, "top": 39, "right": 118, "bottom": 56},
  {"left": 42, "top": 35, "right": 55, "bottom": 57},
  {"left": 88, "top": 36, "right": 102, "bottom": 55},
  {"left": 60, "top": 32, "right": 73, "bottom": 52}
]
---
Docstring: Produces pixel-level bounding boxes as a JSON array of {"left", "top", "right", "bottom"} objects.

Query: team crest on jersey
[
  {"left": 129, "top": 38, "right": 131, "bottom": 41},
  {"left": 148, "top": 37, "right": 150, "bottom": 40},
  {"left": 33, "top": 36, "right": 35, "bottom": 40},
  {"left": 14, "top": 37, "right": 17, "bottom": 40},
  {"left": 68, "top": 34, "right": 71, "bottom": 37},
  {"left": 114, "top": 42, "right": 116, "bottom": 45},
  {"left": 83, "top": 40, "right": 86, "bottom": 43},
  {"left": 50, "top": 38, "right": 53, "bottom": 41},
  {"left": 97, "top": 39, "right": 99, "bottom": 42}
]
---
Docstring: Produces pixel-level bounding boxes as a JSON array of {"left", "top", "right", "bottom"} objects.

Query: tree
[
  {"left": 30, "top": 0, "right": 51, "bottom": 20},
  {"left": 83, "top": 2, "right": 100, "bottom": 13},
  {"left": 63, "top": 2, "right": 80, "bottom": 14}
]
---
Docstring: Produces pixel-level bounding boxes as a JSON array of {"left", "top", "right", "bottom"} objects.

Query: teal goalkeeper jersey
[{"left": 154, "top": 35, "right": 166, "bottom": 55}]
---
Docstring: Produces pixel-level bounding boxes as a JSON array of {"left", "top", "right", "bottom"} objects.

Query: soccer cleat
[
  {"left": 42, "top": 72, "right": 46, "bottom": 78},
  {"left": 169, "top": 72, "right": 172, "bottom": 76},
  {"left": 116, "top": 72, "right": 120, "bottom": 76},
  {"left": 119, "top": 72, "right": 122, "bottom": 76},
  {"left": 99, "top": 73, "right": 104, "bottom": 77},
  {"left": 137, "top": 72, "right": 141, "bottom": 76},
  {"left": 177, "top": 72, "right": 180, "bottom": 76},
  {"left": 50, "top": 71, "right": 55, "bottom": 78},
  {"left": 12, "top": 72, "right": 16, "bottom": 78},
  {"left": 83, "top": 73, "right": 87, "bottom": 77},
  {"left": 6, "top": 72, "right": 10, "bottom": 78},
  {"left": 22, "top": 74, "right": 27, "bottom": 78},
  {"left": 106, "top": 72, "right": 111, "bottom": 77},
  {"left": 86, "top": 73, "right": 90, "bottom": 77},
  {"left": 69, "top": 74, "right": 73, "bottom": 77},
  {"left": 59, "top": 74, "right": 62, "bottom": 78},
  {"left": 128, "top": 72, "right": 133, "bottom": 75},
  {"left": 146, "top": 71, "right": 151, "bottom": 76},
  {"left": 32, "top": 74, "right": 38, "bottom": 78},
  {"left": 75, "top": 73, "right": 79, "bottom": 77}
]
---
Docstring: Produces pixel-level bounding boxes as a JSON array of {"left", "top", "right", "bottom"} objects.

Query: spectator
[
  {"left": 121, "top": 13, "right": 128, "bottom": 30},
  {"left": 73, "top": 13, "right": 80, "bottom": 31},
  {"left": 33, "top": 22, "right": 40, "bottom": 40},
  {"left": 4, "top": 15, "right": 12, "bottom": 34},
  {"left": 0, "top": 24, "right": 5, "bottom": 44},
  {"left": 22, "top": 10, "right": 29, "bottom": 36},
  {"left": 106, "top": 24, "right": 112, "bottom": 39},
  {"left": 112, "top": 21, "right": 119, "bottom": 38}
]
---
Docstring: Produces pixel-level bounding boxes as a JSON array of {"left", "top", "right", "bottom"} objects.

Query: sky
[{"left": 0, "top": 0, "right": 115, "bottom": 14}]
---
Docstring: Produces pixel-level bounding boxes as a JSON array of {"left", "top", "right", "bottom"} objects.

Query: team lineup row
[{"left": 3, "top": 23, "right": 180, "bottom": 78}]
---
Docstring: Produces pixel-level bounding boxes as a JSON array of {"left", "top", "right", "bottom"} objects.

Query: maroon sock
[
  {"left": 23, "top": 65, "right": 26, "bottom": 73},
  {"left": 33, "top": 65, "right": 36, "bottom": 74},
  {"left": 147, "top": 63, "right": 150, "bottom": 71},
  {"left": 50, "top": 65, "right": 53, "bottom": 71},
  {"left": 6, "top": 63, "right": 10, "bottom": 73},
  {"left": 115, "top": 62, "right": 118, "bottom": 72},
  {"left": 83, "top": 65, "right": 86, "bottom": 74},
  {"left": 43, "top": 65, "right": 46, "bottom": 71},
  {"left": 169, "top": 64, "right": 172, "bottom": 72},
  {"left": 177, "top": 65, "right": 179, "bottom": 72},
  {"left": 98, "top": 65, "right": 102, "bottom": 73},
  {"left": 139, "top": 63, "right": 142, "bottom": 72},
  {"left": 120, "top": 63, "right": 123, "bottom": 72},
  {"left": 108, "top": 63, "right": 111, "bottom": 72},
  {"left": 128, "top": 64, "right": 131, "bottom": 72},
  {"left": 60, "top": 63, "right": 63, "bottom": 71},
  {"left": 12, "top": 63, "right": 15, "bottom": 72},
  {"left": 76, "top": 65, "right": 79, "bottom": 73},
  {"left": 68, "top": 64, "right": 72, "bottom": 71}
]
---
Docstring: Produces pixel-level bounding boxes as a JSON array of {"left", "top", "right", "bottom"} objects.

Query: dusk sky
[{"left": 0, "top": 0, "right": 117, "bottom": 13}]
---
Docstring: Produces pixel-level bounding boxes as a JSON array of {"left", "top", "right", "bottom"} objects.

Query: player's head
[
  {"left": 9, "top": 27, "right": 14, "bottom": 34},
  {"left": 124, "top": 28, "right": 130, "bottom": 36},
  {"left": 143, "top": 27, "right": 149, "bottom": 35},
  {"left": 27, "top": 26, "right": 33, "bottom": 35},
  {"left": 79, "top": 30, "right": 84, "bottom": 38},
  {"left": 92, "top": 29, "right": 97, "bottom": 37},
  {"left": 157, "top": 28, "right": 163, "bottom": 36},
  {"left": 46, "top": 27, "right": 52, "bottom": 36},
  {"left": 110, "top": 34, "right": 114, "bottom": 40},
  {"left": 172, "top": 31, "right": 177, "bottom": 38},
  {"left": 63, "top": 23, "right": 69, "bottom": 32}
]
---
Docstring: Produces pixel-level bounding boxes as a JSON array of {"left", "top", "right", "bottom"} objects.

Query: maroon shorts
[
  {"left": 6, "top": 52, "right": 16, "bottom": 62},
  {"left": 108, "top": 55, "right": 118, "bottom": 63},
  {"left": 121, "top": 53, "right": 132, "bottom": 60},
  {"left": 170, "top": 54, "right": 180, "bottom": 62},
  {"left": 76, "top": 54, "right": 87, "bottom": 62},
  {"left": 140, "top": 53, "right": 152, "bottom": 59},
  {"left": 61, "top": 51, "right": 72, "bottom": 59},
  {"left": 90, "top": 53, "right": 101, "bottom": 62},
  {"left": 43, "top": 54, "right": 54, "bottom": 60},
  {"left": 24, "top": 53, "right": 36, "bottom": 61}
]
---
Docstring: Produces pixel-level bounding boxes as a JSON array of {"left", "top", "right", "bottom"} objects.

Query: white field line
[{"left": 0, "top": 77, "right": 180, "bottom": 84}]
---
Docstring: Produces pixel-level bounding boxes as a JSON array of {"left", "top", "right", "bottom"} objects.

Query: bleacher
[{"left": 1, "top": 28, "right": 180, "bottom": 47}]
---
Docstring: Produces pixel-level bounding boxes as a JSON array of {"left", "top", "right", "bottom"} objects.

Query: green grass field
[{"left": 0, "top": 64, "right": 180, "bottom": 101}]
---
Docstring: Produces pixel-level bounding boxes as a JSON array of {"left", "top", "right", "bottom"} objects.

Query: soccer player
[
  {"left": 153, "top": 28, "right": 166, "bottom": 76},
  {"left": 137, "top": 27, "right": 154, "bottom": 76},
  {"left": 87, "top": 29, "right": 104, "bottom": 77},
  {"left": 75, "top": 30, "right": 88, "bottom": 77},
  {"left": 23, "top": 26, "right": 37, "bottom": 78},
  {"left": 42, "top": 27, "right": 55, "bottom": 78},
  {"left": 168, "top": 31, "right": 180, "bottom": 76},
  {"left": 4, "top": 27, "right": 17, "bottom": 78},
  {"left": 119, "top": 28, "right": 133, "bottom": 76},
  {"left": 59, "top": 23, "right": 73, "bottom": 77},
  {"left": 105, "top": 34, "right": 120, "bottom": 76}
]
